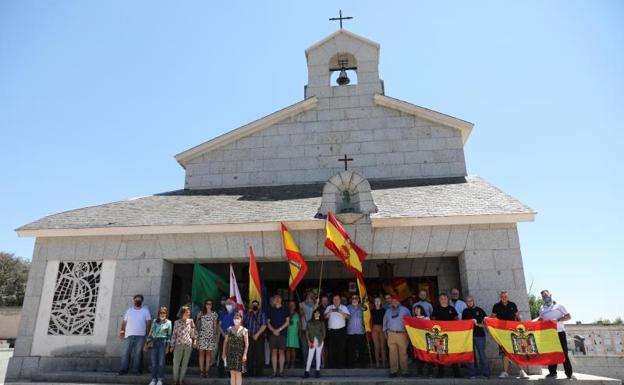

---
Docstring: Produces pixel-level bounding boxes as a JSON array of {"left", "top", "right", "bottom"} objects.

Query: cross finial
[
  {"left": 338, "top": 154, "right": 354, "bottom": 171},
  {"left": 329, "top": 10, "right": 353, "bottom": 29}
]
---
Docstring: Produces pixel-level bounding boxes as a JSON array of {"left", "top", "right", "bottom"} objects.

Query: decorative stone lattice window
[
  {"left": 317, "top": 170, "right": 377, "bottom": 216},
  {"left": 47, "top": 261, "right": 102, "bottom": 336}
]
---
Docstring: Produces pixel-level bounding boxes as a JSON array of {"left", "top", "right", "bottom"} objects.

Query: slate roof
[{"left": 16, "top": 176, "right": 534, "bottom": 231}]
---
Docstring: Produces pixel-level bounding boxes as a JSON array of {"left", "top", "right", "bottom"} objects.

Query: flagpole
[{"left": 316, "top": 254, "right": 324, "bottom": 307}]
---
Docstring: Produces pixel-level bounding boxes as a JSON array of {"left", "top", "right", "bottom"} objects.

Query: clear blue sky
[{"left": 1, "top": 1, "right": 622, "bottom": 323}]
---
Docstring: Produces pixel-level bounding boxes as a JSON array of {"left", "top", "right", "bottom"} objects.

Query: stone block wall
[{"left": 184, "top": 95, "right": 467, "bottom": 189}]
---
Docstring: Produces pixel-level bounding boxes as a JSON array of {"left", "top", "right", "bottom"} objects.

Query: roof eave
[{"left": 15, "top": 212, "right": 536, "bottom": 238}]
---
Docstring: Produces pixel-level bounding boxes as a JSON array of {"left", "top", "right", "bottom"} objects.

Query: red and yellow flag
[
  {"left": 484, "top": 318, "right": 565, "bottom": 366},
  {"left": 248, "top": 246, "right": 262, "bottom": 308},
  {"left": 324, "top": 212, "right": 371, "bottom": 333},
  {"left": 404, "top": 317, "right": 474, "bottom": 364},
  {"left": 281, "top": 223, "right": 308, "bottom": 292},
  {"left": 324, "top": 212, "right": 367, "bottom": 276}
]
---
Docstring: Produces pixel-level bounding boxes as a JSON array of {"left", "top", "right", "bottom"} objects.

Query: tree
[
  {"left": 528, "top": 292, "right": 544, "bottom": 320},
  {"left": 595, "top": 318, "right": 612, "bottom": 325},
  {"left": 612, "top": 317, "right": 622, "bottom": 325},
  {"left": 0, "top": 252, "right": 30, "bottom": 306}
]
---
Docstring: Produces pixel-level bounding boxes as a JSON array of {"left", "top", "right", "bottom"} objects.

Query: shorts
[{"left": 269, "top": 334, "right": 286, "bottom": 350}]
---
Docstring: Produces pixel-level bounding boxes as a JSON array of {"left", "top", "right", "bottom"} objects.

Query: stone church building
[{"left": 8, "top": 29, "right": 535, "bottom": 378}]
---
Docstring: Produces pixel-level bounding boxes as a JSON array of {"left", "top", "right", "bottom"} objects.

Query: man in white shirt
[
  {"left": 324, "top": 294, "right": 350, "bottom": 368},
  {"left": 119, "top": 294, "right": 151, "bottom": 375},
  {"left": 535, "top": 290, "right": 574, "bottom": 379},
  {"left": 449, "top": 288, "right": 467, "bottom": 319}
]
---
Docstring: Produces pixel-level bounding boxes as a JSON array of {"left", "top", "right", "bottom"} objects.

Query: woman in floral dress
[
  {"left": 222, "top": 312, "right": 248, "bottom": 385},
  {"left": 196, "top": 299, "right": 218, "bottom": 377}
]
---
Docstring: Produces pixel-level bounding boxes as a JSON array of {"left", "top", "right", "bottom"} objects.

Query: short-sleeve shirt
[
  {"left": 539, "top": 303, "right": 568, "bottom": 332},
  {"left": 450, "top": 299, "right": 467, "bottom": 319},
  {"left": 123, "top": 306, "right": 151, "bottom": 337},
  {"left": 413, "top": 300, "right": 433, "bottom": 317},
  {"left": 347, "top": 305, "right": 365, "bottom": 335},
  {"left": 382, "top": 305, "right": 411, "bottom": 332},
  {"left": 372, "top": 308, "right": 385, "bottom": 325},
  {"left": 431, "top": 305, "right": 458, "bottom": 321},
  {"left": 219, "top": 310, "right": 236, "bottom": 332},
  {"left": 491, "top": 301, "right": 518, "bottom": 321},
  {"left": 267, "top": 306, "right": 290, "bottom": 335},
  {"left": 324, "top": 304, "right": 349, "bottom": 329},
  {"left": 462, "top": 306, "right": 487, "bottom": 337}
]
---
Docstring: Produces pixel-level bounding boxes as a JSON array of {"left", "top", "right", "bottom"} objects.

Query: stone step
[{"left": 7, "top": 370, "right": 621, "bottom": 385}]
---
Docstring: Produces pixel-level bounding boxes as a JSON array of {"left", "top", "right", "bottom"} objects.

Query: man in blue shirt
[
  {"left": 347, "top": 294, "right": 367, "bottom": 368},
  {"left": 382, "top": 296, "right": 411, "bottom": 377}
]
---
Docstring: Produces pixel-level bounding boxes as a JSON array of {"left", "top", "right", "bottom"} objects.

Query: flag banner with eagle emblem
[
  {"left": 248, "top": 246, "right": 262, "bottom": 308},
  {"left": 404, "top": 317, "right": 474, "bottom": 364},
  {"left": 281, "top": 223, "right": 308, "bottom": 292},
  {"left": 484, "top": 318, "right": 565, "bottom": 366},
  {"left": 324, "top": 212, "right": 372, "bottom": 333}
]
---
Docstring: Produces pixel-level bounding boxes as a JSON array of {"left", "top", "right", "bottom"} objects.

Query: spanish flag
[
  {"left": 324, "top": 212, "right": 367, "bottom": 276},
  {"left": 248, "top": 246, "right": 262, "bottom": 308},
  {"left": 281, "top": 223, "right": 308, "bottom": 292},
  {"left": 324, "top": 212, "right": 371, "bottom": 333},
  {"left": 484, "top": 318, "right": 565, "bottom": 366},
  {"left": 404, "top": 317, "right": 474, "bottom": 364}
]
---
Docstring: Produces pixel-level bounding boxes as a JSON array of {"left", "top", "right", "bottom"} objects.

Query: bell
[{"left": 336, "top": 67, "right": 350, "bottom": 86}]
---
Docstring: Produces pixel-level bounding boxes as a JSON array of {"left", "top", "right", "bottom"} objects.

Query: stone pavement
[
  {"left": 0, "top": 349, "right": 13, "bottom": 385},
  {"left": 5, "top": 369, "right": 621, "bottom": 385}
]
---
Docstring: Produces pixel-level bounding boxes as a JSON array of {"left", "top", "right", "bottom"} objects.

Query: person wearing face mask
[
  {"left": 243, "top": 300, "right": 267, "bottom": 377},
  {"left": 222, "top": 313, "right": 249, "bottom": 385},
  {"left": 169, "top": 306, "right": 197, "bottom": 385},
  {"left": 303, "top": 308, "right": 326, "bottom": 378},
  {"left": 146, "top": 306, "right": 172, "bottom": 385},
  {"left": 382, "top": 296, "right": 410, "bottom": 377},
  {"left": 196, "top": 300, "right": 218, "bottom": 378},
  {"left": 346, "top": 294, "right": 368, "bottom": 368},
  {"left": 119, "top": 294, "right": 151, "bottom": 375},
  {"left": 535, "top": 290, "right": 574, "bottom": 379},
  {"left": 371, "top": 296, "right": 388, "bottom": 368},
  {"left": 218, "top": 299, "right": 238, "bottom": 377}
]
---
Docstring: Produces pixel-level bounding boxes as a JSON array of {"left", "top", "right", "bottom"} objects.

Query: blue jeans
[
  {"left": 468, "top": 336, "right": 490, "bottom": 377},
  {"left": 150, "top": 338, "right": 167, "bottom": 380},
  {"left": 120, "top": 335, "right": 145, "bottom": 374}
]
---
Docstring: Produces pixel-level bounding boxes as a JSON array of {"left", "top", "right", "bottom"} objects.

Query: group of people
[{"left": 117, "top": 288, "right": 574, "bottom": 385}]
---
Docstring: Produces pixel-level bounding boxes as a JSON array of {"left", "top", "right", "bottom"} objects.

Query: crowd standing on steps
[{"left": 117, "top": 287, "right": 575, "bottom": 383}]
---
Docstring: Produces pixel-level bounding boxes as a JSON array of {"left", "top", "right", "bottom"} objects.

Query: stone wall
[
  {"left": 0, "top": 307, "right": 21, "bottom": 340},
  {"left": 184, "top": 94, "right": 466, "bottom": 189},
  {"left": 7, "top": 221, "right": 528, "bottom": 378},
  {"left": 569, "top": 356, "right": 624, "bottom": 381}
]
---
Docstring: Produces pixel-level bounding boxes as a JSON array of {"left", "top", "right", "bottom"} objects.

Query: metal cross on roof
[
  {"left": 329, "top": 10, "right": 353, "bottom": 29},
  {"left": 338, "top": 154, "right": 354, "bottom": 171}
]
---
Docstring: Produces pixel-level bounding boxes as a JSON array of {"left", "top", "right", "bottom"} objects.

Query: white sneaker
[
  {"left": 518, "top": 370, "right": 529, "bottom": 379},
  {"left": 148, "top": 380, "right": 156, "bottom": 385},
  {"left": 499, "top": 371, "right": 509, "bottom": 378},
  {"left": 156, "top": 380, "right": 163, "bottom": 385}
]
